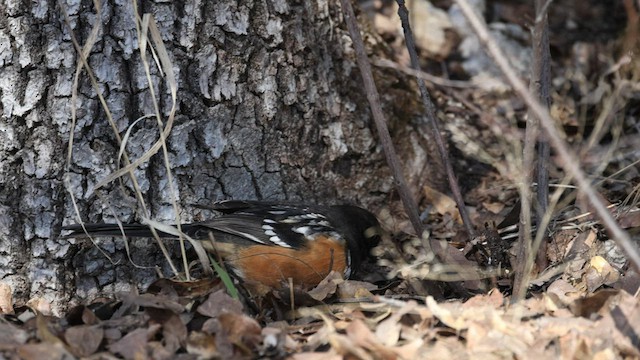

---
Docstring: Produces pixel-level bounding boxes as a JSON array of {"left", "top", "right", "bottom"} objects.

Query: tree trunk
[{"left": 0, "top": 0, "right": 427, "bottom": 313}]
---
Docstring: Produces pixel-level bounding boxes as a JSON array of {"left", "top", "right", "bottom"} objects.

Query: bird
[{"left": 63, "top": 200, "right": 382, "bottom": 291}]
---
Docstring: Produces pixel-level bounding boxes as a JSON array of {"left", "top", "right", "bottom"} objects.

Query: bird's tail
[{"left": 62, "top": 223, "right": 193, "bottom": 238}]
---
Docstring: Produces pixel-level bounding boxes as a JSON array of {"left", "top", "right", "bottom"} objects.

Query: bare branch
[
  {"left": 339, "top": 0, "right": 424, "bottom": 237},
  {"left": 395, "top": 0, "right": 476, "bottom": 239}
]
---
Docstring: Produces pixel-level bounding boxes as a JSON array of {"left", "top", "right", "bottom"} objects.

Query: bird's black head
[{"left": 327, "top": 204, "right": 382, "bottom": 271}]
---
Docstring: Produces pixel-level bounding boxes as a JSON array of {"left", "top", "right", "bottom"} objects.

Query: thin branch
[
  {"left": 533, "top": 0, "right": 552, "bottom": 280},
  {"left": 339, "top": 0, "right": 424, "bottom": 237},
  {"left": 373, "top": 58, "right": 475, "bottom": 88},
  {"left": 395, "top": 0, "right": 476, "bottom": 239},
  {"left": 513, "top": 0, "right": 553, "bottom": 299}
]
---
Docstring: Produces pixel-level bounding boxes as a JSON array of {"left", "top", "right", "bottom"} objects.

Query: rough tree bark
[{"left": 0, "top": 0, "right": 429, "bottom": 313}]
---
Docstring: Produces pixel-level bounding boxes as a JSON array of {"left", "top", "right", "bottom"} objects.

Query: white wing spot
[
  {"left": 263, "top": 219, "right": 277, "bottom": 224},
  {"left": 269, "top": 236, "right": 292, "bottom": 248},
  {"left": 281, "top": 218, "right": 300, "bottom": 224},
  {"left": 293, "top": 226, "right": 312, "bottom": 235},
  {"left": 264, "top": 230, "right": 276, "bottom": 236},
  {"left": 313, "top": 220, "right": 331, "bottom": 227},
  {"left": 287, "top": 213, "right": 326, "bottom": 221},
  {"left": 262, "top": 224, "right": 274, "bottom": 230}
]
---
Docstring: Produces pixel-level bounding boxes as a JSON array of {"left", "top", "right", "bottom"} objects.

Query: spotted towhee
[{"left": 63, "top": 200, "right": 381, "bottom": 290}]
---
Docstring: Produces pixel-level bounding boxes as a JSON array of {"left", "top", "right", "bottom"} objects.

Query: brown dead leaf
[
  {"left": 536, "top": 315, "right": 596, "bottom": 340},
  {"left": 482, "top": 200, "right": 505, "bottom": 214},
  {"left": 290, "top": 351, "right": 343, "bottom": 360},
  {"left": 325, "top": 324, "right": 373, "bottom": 360},
  {"left": 65, "top": 325, "right": 104, "bottom": 358},
  {"left": 27, "top": 297, "right": 52, "bottom": 316},
  {"left": 117, "top": 292, "right": 184, "bottom": 314},
  {"left": 186, "top": 331, "right": 218, "bottom": 359},
  {"left": 104, "top": 327, "right": 122, "bottom": 342},
  {"left": 197, "top": 311, "right": 261, "bottom": 358},
  {"left": 422, "top": 336, "right": 466, "bottom": 359},
  {"left": 584, "top": 256, "right": 620, "bottom": 292},
  {"left": 219, "top": 312, "right": 262, "bottom": 350},
  {"left": 426, "top": 296, "right": 467, "bottom": 331},
  {"left": 145, "top": 307, "right": 187, "bottom": 353},
  {"left": 463, "top": 288, "right": 504, "bottom": 309},
  {"left": 558, "top": 330, "right": 591, "bottom": 360},
  {"left": 35, "top": 312, "right": 65, "bottom": 346},
  {"left": 200, "top": 318, "right": 232, "bottom": 356},
  {"left": 65, "top": 305, "right": 101, "bottom": 326},
  {"left": 391, "top": 338, "right": 424, "bottom": 360},
  {"left": 17, "top": 343, "right": 67, "bottom": 360},
  {"left": 594, "top": 290, "right": 640, "bottom": 354},
  {"left": 337, "top": 280, "right": 377, "bottom": 299},
  {"left": 107, "top": 324, "right": 161, "bottom": 360},
  {"left": 548, "top": 229, "right": 579, "bottom": 263},
  {"left": 147, "top": 340, "right": 172, "bottom": 359},
  {"left": 592, "top": 348, "right": 618, "bottom": 360},
  {"left": 562, "top": 230, "right": 597, "bottom": 265},
  {"left": 617, "top": 209, "right": 640, "bottom": 229},
  {"left": 307, "top": 271, "right": 343, "bottom": 301},
  {"left": 304, "top": 322, "right": 334, "bottom": 351},
  {"left": 547, "top": 278, "right": 583, "bottom": 306},
  {"left": 147, "top": 277, "right": 220, "bottom": 298},
  {"left": 0, "top": 322, "right": 28, "bottom": 346},
  {"left": 373, "top": 317, "right": 401, "bottom": 349},
  {"left": 517, "top": 294, "right": 551, "bottom": 317},
  {"left": 375, "top": 300, "right": 417, "bottom": 347},
  {"left": 346, "top": 319, "right": 397, "bottom": 360},
  {"left": 423, "top": 185, "right": 462, "bottom": 223},
  {"left": 616, "top": 268, "right": 640, "bottom": 294},
  {"left": 539, "top": 292, "right": 563, "bottom": 314},
  {"left": 576, "top": 191, "right": 612, "bottom": 220},
  {"left": 549, "top": 98, "right": 577, "bottom": 129},
  {"left": 197, "top": 289, "right": 243, "bottom": 317},
  {"left": 465, "top": 321, "right": 488, "bottom": 350},
  {"left": 569, "top": 289, "right": 619, "bottom": 318}
]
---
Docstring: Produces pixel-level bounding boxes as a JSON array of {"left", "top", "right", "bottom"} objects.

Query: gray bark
[{"left": 0, "top": 0, "right": 427, "bottom": 313}]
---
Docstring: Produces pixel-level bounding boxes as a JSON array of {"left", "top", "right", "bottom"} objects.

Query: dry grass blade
[
  {"left": 140, "top": 218, "right": 212, "bottom": 275},
  {"left": 60, "top": 0, "right": 152, "bottom": 217},
  {"left": 136, "top": 11, "right": 189, "bottom": 278},
  {"left": 117, "top": 115, "right": 156, "bottom": 164},
  {"left": 373, "top": 58, "right": 474, "bottom": 88},
  {"left": 62, "top": 0, "right": 194, "bottom": 278},
  {"left": 61, "top": 0, "right": 135, "bottom": 269},
  {"left": 94, "top": 13, "right": 178, "bottom": 191}
]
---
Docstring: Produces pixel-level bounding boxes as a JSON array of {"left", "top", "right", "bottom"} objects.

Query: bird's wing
[{"left": 188, "top": 204, "right": 342, "bottom": 249}]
